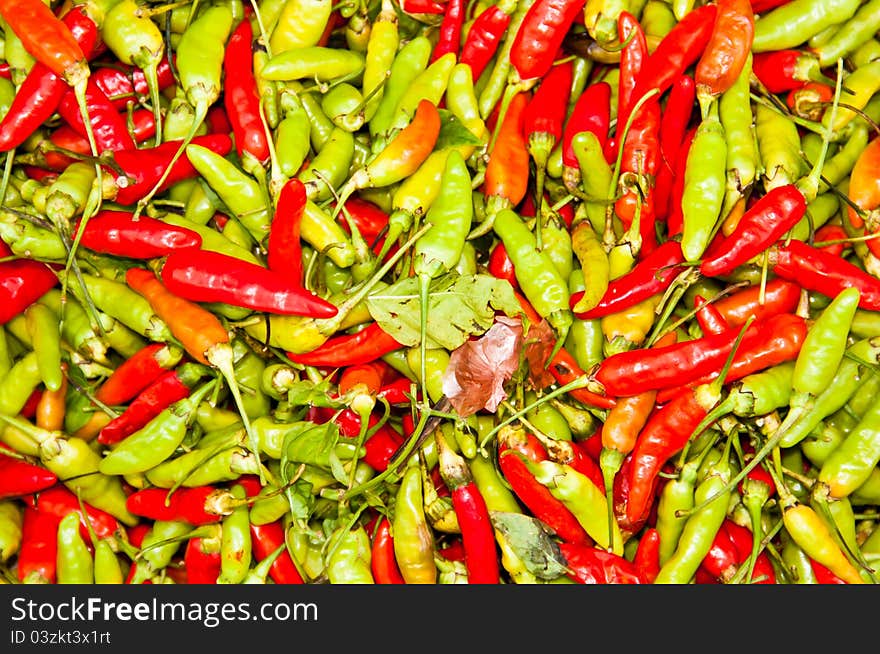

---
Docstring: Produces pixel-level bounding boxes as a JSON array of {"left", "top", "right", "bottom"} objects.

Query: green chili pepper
[
  {"left": 298, "top": 126, "right": 356, "bottom": 202},
  {"left": 41, "top": 289, "right": 112, "bottom": 366},
  {"left": 656, "top": 456, "right": 700, "bottom": 566},
  {"left": 755, "top": 104, "right": 807, "bottom": 192},
  {"left": 681, "top": 105, "right": 727, "bottom": 263},
  {"left": 361, "top": 0, "right": 399, "bottom": 123},
  {"left": 93, "top": 539, "right": 125, "bottom": 585},
  {"left": 177, "top": 4, "right": 234, "bottom": 127},
  {"left": 405, "top": 346, "right": 449, "bottom": 405},
  {"left": 641, "top": 0, "right": 676, "bottom": 39},
  {"left": 325, "top": 519, "right": 374, "bottom": 583},
  {"left": 275, "top": 89, "right": 313, "bottom": 179},
  {"left": 321, "top": 82, "right": 366, "bottom": 133},
  {"left": 719, "top": 53, "right": 758, "bottom": 215},
  {"left": 570, "top": 131, "right": 613, "bottom": 235},
  {"left": 825, "top": 61, "right": 880, "bottom": 133},
  {"left": 817, "top": 389, "right": 880, "bottom": 500},
  {"left": 130, "top": 519, "right": 195, "bottom": 584},
  {"left": 814, "top": 0, "right": 880, "bottom": 67},
  {"left": 144, "top": 429, "right": 262, "bottom": 488},
  {"left": 369, "top": 36, "right": 433, "bottom": 139},
  {"left": 653, "top": 445, "right": 733, "bottom": 584},
  {"left": 163, "top": 96, "right": 207, "bottom": 142},
  {"left": 216, "top": 484, "right": 252, "bottom": 584},
  {"left": 570, "top": 213, "right": 610, "bottom": 315},
  {"left": 493, "top": 208, "right": 572, "bottom": 355},
  {"left": 387, "top": 52, "right": 456, "bottom": 135},
  {"left": 850, "top": 37, "right": 880, "bottom": 68},
  {"left": 0, "top": 210, "right": 67, "bottom": 261},
  {"left": 393, "top": 458, "right": 437, "bottom": 584},
  {"left": 477, "top": 0, "right": 535, "bottom": 120},
  {"left": 24, "top": 301, "right": 63, "bottom": 393},
  {"left": 56, "top": 512, "right": 94, "bottom": 584},
  {"left": 752, "top": 0, "right": 861, "bottom": 52},
  {"left": 160, "top": 212, "right": 262, "bottom": 265},
  {"left": 260, "top": 46, "right": 365, "bottom": 82},
  {"left": 0, "top": 500, "right": 23, "bottom": 564},
  {"left": 0, "top": 352, "right": 44, "bottom": 416},
  {"left": 789, "top": 192, "right": 840, "bottom": 243},
  {"left": 780, "top": 530, "right": 818, "bottom": 583},
  {"left": 74, "top": 272, "right": 174, "bottom": 343}
]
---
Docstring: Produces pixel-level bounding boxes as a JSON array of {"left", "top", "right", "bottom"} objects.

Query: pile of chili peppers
[{"left": 1, "top": 0, "right": 880, "bottom": 586}]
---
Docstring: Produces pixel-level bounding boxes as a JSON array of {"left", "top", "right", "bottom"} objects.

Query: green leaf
[
  {"left": 490, "top": 511, "right": 569, "bottom": 580},
  {"left": 435, "top": 109, "right": 484, "bottom": 151},
  {"left": 282, "top": 421, "right": 340, "bottom": 467},
  {"left": 366, "top": 273, "right": 523, "bottom": 350},
  {"left": 286, "top": 379, "right": 343, "bottom": 409},
  {"left": 283, "top": 479, "right": 315, "bottom": 521}
]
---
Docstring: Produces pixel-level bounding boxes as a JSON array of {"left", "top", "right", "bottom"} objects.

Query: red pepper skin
[
  {"left": 35, "top": 485, "right": 122, "bottom": 543},
  {"left": 655, "top": 312, "right": 807, "bottom": 404},
  {"left": 286, "top": 322, "right": 403, "bottom": 367},
  {"left": 109, "top": 134, "right": 233, "bottom": 206},
  {"left": 334, "top": 409, "right": 405, "bottom": 472},
  {"left": 0, "top": 7, "right": 98, "bottom": 152},
  {"left": 655, "top": 76, "right": 695, "bottom": 221},
  {"left": 699, "top": 523, "right": 741, "bottom": 582},
  {"left": 450, "top": 480, "right": 499, "bottom": 584},
  {"left": 632, "top": 527, "right": 661, "bottom": 583},
  {"left": 20, "top": 389, "right": 42, "bottom": 420},
  {"left": 57, "top": 77, "right": 136, "bottom": 152},
  {"left": 336, "top": 197, "right": 389, "bottom": 241},
  {"left": 722, "top": 520, "right": 776, "bottom": 584},
  {"left": 376, "top": 377, "right": 413, "bottom": 405},
  {"left": 371, "top": 516, "right": 406, "bottom": 584},
  {"left": 250, "top": 521, "right": 305, "bottom": 584},
  {"left": 0, "top": 63, "right": 9, "bottom": 79},
  {"left": 97, "top": 366, "right": 196, "bottom": 445},
  {"left": 616, "top": 11, "right": 649, "bottom": 145},
  {"left": 96, "top": 343, "right": 181, "bottom": 407},
  {"left": 665, "top": 126, "right": 697, "bottom": 236},
  {"left": 431, "top": 0, "right": 465, "bottom": 62},
  {"left": 557, "top": 542, "right": 646, "bottom": 584},
  {"left": 92, "top": 56, "right": 175, "bottom": 111},
  {"left": 713, "top": 278, "right": 801, "bottom": 327},
  {"left": 0, "top": 255, "right": 59, "bottom": 325},
  {"left": 126, "top": 487, "right": 230, "bottom": 526},
  {"left": 76, "top": 210, "right": 202, "bottom": 259},
  {"left": 694, "top": 0, "right": 755, "bottom": 101},
  {"left": 459, "top": 5, "right": 510, "bottom": 82},
  {"left": 772, "top": 240, "right": 880, "bottom": 311},
  {"left": 522, "top": 59, "right": 572, "bottom": 153},
  {"left": 267, "top": 178, "right": 307, "bottom": 287},
  {"left": 569, "top": 240, "right": 686, "bottom": 320},
  {"left": 810, "top": 558, "right": 848, "bottom": 584},
  {"left": 561, "top": 81, "right": 611, "bottom": 169},
  {"left": 184, "top": 537, "right": 222, "bottom": 584},
  {"left": 631, "top": 4, "right": 718, "bottom": 101},
  {"left": 488, "top": 240, "right": 519, "bottom": 289},
  {"left": 223, "top": 19, "right": 269, "bottom": 164},
  {"left": 694, "top": 295, "right": 730, "bottom": 336},
  {"left": 159, "top": 249, "right": 339, "bottom": 318},
  {"left": 0, "top": 445, "right": 57, "bottom": 500},
  {"left": 813, "top": 224, "right": 850, "bottom": 258},
  {"left": 700, "top": 185, "right": 807, "bottom": 277},
  {"left": 497, "top": 431, "right": 594, "bottom": 546},
  {"left": 750, "top": 0, "right": 791, "bottom": 11},
  {"left": 401, "top": 0, "right": 446, "bottom": 14},
  {"left": 751, "top": 49, "right": 818, "bottom": 94},
  {"left": 510, "top": 0, "right": 586, "bottom": 82},
  {"left": 17, "top": 506, "right": 59, "bottom": 584},
  {"left": 596, "top": 313, "right": 806, "bottom": 398}
]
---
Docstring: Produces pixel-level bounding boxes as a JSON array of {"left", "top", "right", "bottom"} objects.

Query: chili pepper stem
[
  {"left": 809, "top": 487, "right": 877, "bottom": 581},
  {"left": 797, "top": 59, "right": 845, "bottom": 203}
]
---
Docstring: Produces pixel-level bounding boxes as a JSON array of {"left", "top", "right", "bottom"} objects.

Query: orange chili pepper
[{"left": 847, "top": 136, "right": 880, "bottom": 258}]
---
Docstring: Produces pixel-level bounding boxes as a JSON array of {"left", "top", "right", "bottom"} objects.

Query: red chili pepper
[
  {"left": 92, "top": 56, "right": 175, "bottom": 111},
  {"left": 459, "top": 5, "right": 511, "bottom": 82},
  {"left": 847, "top": 134, "right": 880, "bottom": 258},
  {"left": 655, "top": 76, "right": 695, "bottom": 222},
  {"left": 700, "top": 184, "right": 807, "bottom": 277},
  {"left": 250, "top": 520, "right": 305, "bottom": 584},
  {"left": 41, "top": 124, "right": 90, "bottom": 171},
  {"left": 595, "top": 312, "right": 807, "bottom": 398},
  {"left": 632, "top": 4, "right": 718, "bottom": 101},
  {"left": 487, "top": 240, "right": 519, "bottom": 290},
  {"left": 285, "top": 321, "right": 403, "bottom": 367},
  {"left": 335, "top": 196, "right": 390, "bottom": 241},
  {"left": 75, "top": 210, "right": 202, "bottom": 259},
  {"left": 771, "top": 239, "right": 880, "bottom": 311},
  {"left": 126, "top": 523, "right": 151, "bottom": 549},
  {"left": 810, "top": 558, "right": 848, "bottom": 584},
  {"left": 224, "top": 18, "right": 269, "bottom": 165},
  {"left": 694, "top": 295, "right": 731, "bottom": 336},
  {"left": 17, "top": 506, "right": 59, "bottom": 583},
  {"left": 184, "top": 536, "right": 222, "bottom": 584},
  {"left": 376, "top": 377, "right": 413, "bottom": 405},
  {"left": 497, "top": 427, "right": 594, "bottom": 546},
  {"left": 57, "top": 77, "right": 136, "bottom": 153},
  {"left": 0, "top": 0, "right": 88, "bottom": 86},
  {"left": 96, "top": 343, "right": 183, "bottom": 408},
  {"left": 786, "top": 82, "right": 833, "bottom": 120},
  {"left": 722, "top": 520, "right": 776, "bottom": 584},
  {"left": 699, "top": 521, "right": 741, "bottom": 582},
  {"left": 35, "top": 484, "right": 122, "bottom": 543},
  {"left": 694, "top": 0, "right": 755, "bottom": 103},
  {"left": 0, "top": 6, "right": 98, "bottom": 152},
  {"left": 267, "top": 178, "right": 307, "bottom": 287},
  {"left": 430, "top": 0, "right": 465, "bottom": 62},
  {"left": 159, "top": 249, "right": 339, "bottom": 318},
  {"left": 751, "top": 49, "right": 824, "bottom": 94},
  {"left": 632, "top": 526, "right": 661, "bottom": 583},
  {"left": 654, "top": 311, "right": 807, "bottom": 404},
  {"left": 569, "top": 240, "right": 686, "bottom": 320},
  {"left": 665, "top": 125, "right": 697, "bottom": 236},
  {"left": 750, "top": 0, "right": 791, "bottom": 11},
  {"left": 712, "top": 278, "right": 801, "bottom": 327},
  {"left": 436, "top": 432, "right": 500, "bottom": 584},
  {"left": 371, "top": 516, "right": 406, "bottom": 584},
  {"left": 126, "top": 486, "right": 235, "bottom": 526},
  {"left": 483, "top": 90, "right": 531, "bottom": 212},
  {"left": 20, "top": 389, "right": 42, "bottom": 420},
  {"left": 97, "top": 362, "right": 206, "bottom": 445},
  {"left": 522, "top": 59, "right": 572, "bottom": 176},
  {"left": 334, "top": 409, "right": 405, "bottom": 472},
  {"left": 0, "top": 445, "right": 57, "bottom": 500},
  {"left": 109, "top": 134, "right": 233, "bottom": 206},
  {"left": 561, "top": 81, "right": 611, "bottom": 172},
  {"left": 401, "top": 0, "right": 446, "bottom": 14},
  {"left": 0, "top": 63, "right": 9, "bottom": 79},
  {"left": 616, "top": 11, "right": 649, "bottom": 143},
  {"left": 549, "top": 439, "right": 605, "bottom": 495},
  {"left": 509, "top": 0, "right": 586, "bottom": 82},
  {"left": 557, "top": 542, "right": 646, "bottom": 583},
  {"left": 0, "top": 254, "right": 59, "bottom": 325},
  {"left": 813, "top": 224, "right": 850, "bottom": 258}
]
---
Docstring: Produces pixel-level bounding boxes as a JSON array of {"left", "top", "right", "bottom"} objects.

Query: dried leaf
[
  {"left": 441, "top": 316, "right": 522, "bottom": 418},
  {"left": 524, "top": 318, "right": 557, "bottom": 390}
]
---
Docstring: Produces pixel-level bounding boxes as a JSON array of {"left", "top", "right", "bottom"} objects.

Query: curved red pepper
[
  {"left": 632, "top": 527, "right": 661, "bottom": 583},
  {"left": 92, "top": 56, "right": 175, "bottom": 111},
  {"left": 76, "top": 209, "right": 202, "bottom": 259},
  {"left": 57, "top": 77, "right": 136, "bottom": 152},
  {"left": 126, "top": 486, "right": 230, "bottom": 526},
  {"left": 184, "top": 537, "right": 222, "bottom": 584},
  {"left": 0, "top": 445, "right": 57, "bottom": 500},
  {"left": 561, "top": 81, "right": 611, "bottom": 170},
  {"left": 522, "top": 58, "right": 572, "bottom": 158},
  {"left": 752, "top": 49, "right": 821, "bottom": 94},
  {"left": 224, "top": 18, "right": 269, "bottom": 164},
  {"left": 655, "top": 75, "right": 695, "bottom": 222},
  {"left": 285, "top": 321, "right": 403, "bottom": 367},
  {"left": 557, "top": 542, "right": 646, "bottom": 584},
  {"left": 159, "top": 248, "right": 339, "bottom": 318},
  {"left": 35, "top": 485, "right": 122, "bottom": 543},
  {"left": 430, "top": 0, "right": 465, "bottom": 62},
  {"left": 267, "top": 178, "right": 307, "bottom": 287},
  {"left": 694, "top": 295, "right": 731, "bottom": 336},
  {"left": 509, "top": 0, "right": 587, "bottom": 82},
  {"left": 250, "top": 520, "right": 305, "bottom": 584},
  {"left": 459, "top": 5, "right": 510, "bottom": 82},
  {"left": 0, "top": 248, "right": 59, "bottom": 325},
  {"left": 569, "top": 240, "right": 685, "bottom": 320},
  {"left": 17, "top": 506, "right": 59, "bottom": 583},
  {"left": 712, "top": 278, "right": 801, "bottom": 327},
  {"left": 723, "top": 520, "right": 776, "bottom": 584},
  {"left": 371, "top": 516, "right": 406, "bottom": 584}
]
